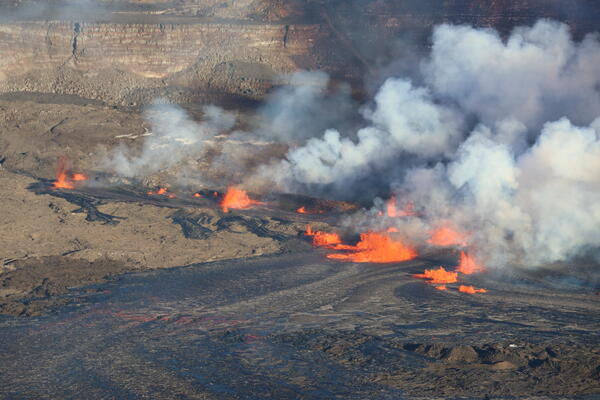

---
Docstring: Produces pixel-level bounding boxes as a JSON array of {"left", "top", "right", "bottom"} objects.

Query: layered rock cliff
[
  {"left": 0, "top": 0, "right": 599, "bottom": 105},
  {"left": 0, "top": 20, "right": 330, "bottom": 105}
]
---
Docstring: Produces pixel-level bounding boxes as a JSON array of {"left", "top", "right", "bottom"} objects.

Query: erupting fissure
[
  {"left": 305, "top": 225, "right": 342, "bottom": 247},
  {"left": 52, "top": 157, "right": 88, "bottom": 189},
  {"left": 220, "top": 187, "right": 262, "bottom": 213},
  {"left": 413, "top": 251, "right": 487, "bottom": 293},
  {"left": 456, "top": 251, "right": 485, "bottom": 274},
  {"left": 378, "top": 196, "right": 415, "bottom": 218},
  {"left": 327, "top": 232, "right": 417, "bottom": 263},
  {"left": 413, "top": 267, "right": 459, "bottom": 284},
  {"left": 306, "top": 226, "right": 416, "bottom": 263}
]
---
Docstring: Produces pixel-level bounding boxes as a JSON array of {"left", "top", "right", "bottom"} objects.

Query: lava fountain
[
  {"left": 379, "top": 196, "right": 415, "bottom": 218},
  {"left": 52, "top": 157, "right": 88, "bottom": 189},
  {"left": 456, "top": 251, "right": 485, "bottom": 274},
  {"left": 413, "top": 267, "right": 459, "bottom": 284},
  {"left": 220, "top": 186, "right": 262, "bottom": 213},
  {"left": 327, "top": 232, "right": 417, "bottom": 263},
  {"left": 305, "top": 225, "right": 343, "bottom": 247}
]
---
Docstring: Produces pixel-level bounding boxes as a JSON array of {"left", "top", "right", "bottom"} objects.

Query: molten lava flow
[
  {"left": 413, "top": 267, "right": 459, "bottom": 284},
  {"left": 327, "top": 232, "right": 417, "bottom": 263},
  {"left": 428, "top": 226, "right": 468, "bottom": 247},
  {"left": 459, "top": 285, "right": 487, "bottom": 294},
  {"left": 220, "top": 186, "right": 262, "bottom": 213},
  {"left": 305, "top": 225, "right": 342, "bottom": 247},
  {"left": 52, "top": 157, "right": 88, "bottom": 189},
  {"left": 457, "top": 251, "right": 485, "bottom": 274},
  {"left": 297, "top": 206, "right": 307, "bottom": 214},
  {"left": 193, "top": 193, "right": 202, "bottom": 198},
  {"left": 435, "top": 285, "right": 448, "bottom": 291},
  {"left": 387, "top": 227, "right": 399, "bottom": 233}
]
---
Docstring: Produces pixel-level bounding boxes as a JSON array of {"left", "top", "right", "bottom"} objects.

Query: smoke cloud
[
  {"left": 255, "top": 71, "right": 358, "bottom": 144},
  {"left": 254, "top": 77, "right": 463, "bottom": 197},
  {"left": 99, "top": 19, "right": 600, "bottom": 270},
  {"left": 250, "top": 19, "right": 600, "bottom": 269},
  {"left": 424, "top": 21, "right": 600, "bottom": 137},
  {"left": 102, "top": 102, "right": 235, "bottom": 178},
  {"left": 0, "top": 0, "right": 112, "bottom": 22}
]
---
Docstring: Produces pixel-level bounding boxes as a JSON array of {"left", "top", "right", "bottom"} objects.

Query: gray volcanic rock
[{"left": 1, "top": 0, "right": 599, "bottom": 105}]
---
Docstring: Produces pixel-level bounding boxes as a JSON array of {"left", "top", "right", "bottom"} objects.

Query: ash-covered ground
[{"left": 1, "top": 244, "right": 599, "bottom": 399}]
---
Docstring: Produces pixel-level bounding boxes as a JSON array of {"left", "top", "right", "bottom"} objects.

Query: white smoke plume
[
  {"left": 98, "top": 19, "right": 600, "bottom": 270},
  {"left": 425, "top": 22, "right": 600, "bottom": 135},
  {"left": 255, "top": 77, "right": 464, "bottom": 195},
  {"left": 252, "top": 19, "right": 600, "bottom": 269},
  {"left": 102, "top": 102, "right": 235, "bottom": 178},
  {"left": 255, "top": 70, "right": 357, "bottom": 144},
  {"left": 0, "top": 0, "right": 113, "bottom": 22},
  {"left": 394, "top": 117, "right": 600, "bottom": 269}
]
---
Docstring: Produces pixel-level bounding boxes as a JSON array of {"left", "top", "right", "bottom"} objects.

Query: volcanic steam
[
  {"left": 253, "top": 20, "right": 600, "bottom": 271},
  {"left": 94, "top": 19, "right": 600, "bottom": 273}
]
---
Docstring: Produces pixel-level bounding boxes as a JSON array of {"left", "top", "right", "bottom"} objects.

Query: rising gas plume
[
  {"left": 98, "top": 19, "right": 600, "bottom": 272},
  {"left": 102, "top": 102, "right": 235, "bottom": 178},
  {"left": 252, "top": 20, "right": 600, "bottom": 271}
]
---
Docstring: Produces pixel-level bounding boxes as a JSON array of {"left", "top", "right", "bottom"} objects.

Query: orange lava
[
  {"left": 379, "top": 196, "right": 415, "bottom": 218},
  {"left": 459, "top": 285, "right": 487, "bottom": 294},
  {"left": 313, "top": 232, "right": 343, "bottom": 247},
  {"left": 147, "top": 187, "right": 176, "bottom": 198},
  {"left": 220, "top": 186, "right": 262, "bottom": 213},
  {"left": 435, "top": 285, "right": 448, "bottom": 291},
  {"left": 296, "top": 206, "right": 324, "bottom": 214},
  {"left": 306, "top": 224, "right": 314, "bottom": 236},
  {"left": 72, "top": 173, "right": 88, "bottom": 181},
  {"left": 428, "top": 226, "right": 468, "bottom": 247},
  {"left": 456, "top": 251, "right": 485, "bottom": 274},
  {"left": 193, "top": 193, "right": 202, "bottom": 198},
  {"left": 305, "top": 225, "right": 342, "bottom": 247},
  {"left": 52, "top": 157, "right": 88, "bottom": 189},
  {"left": 327, "top": 232, "right": 417, "bottom": 263},
  {"left": 386, "top": 227, "right": 399, "bottom": 233},
  {"left": 413, "top": 267, "right": 459, "bottom": 284},
  {"left": 147, "top": 187, "right": 167, "bottom": 195}
]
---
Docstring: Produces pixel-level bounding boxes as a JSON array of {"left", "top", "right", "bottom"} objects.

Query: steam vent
[{"left": 1, "top": 1, "right": 600, "bottom": 399}]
